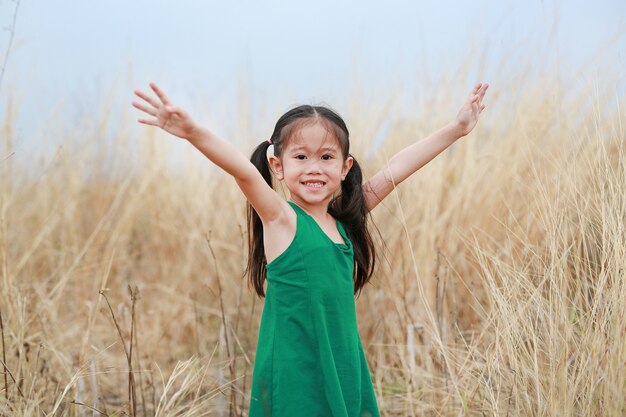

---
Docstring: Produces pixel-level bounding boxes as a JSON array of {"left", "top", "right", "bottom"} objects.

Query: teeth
[{"left": 304, "top": 182, "right": 324, "bottom": 188}]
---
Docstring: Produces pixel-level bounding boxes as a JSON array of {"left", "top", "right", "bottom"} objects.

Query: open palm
[
  {"left": 456, "top": 82, "right": 489, "bottom": 136},
  {"left": 132, "top": 82, "right": 197, "bottom": 139}
]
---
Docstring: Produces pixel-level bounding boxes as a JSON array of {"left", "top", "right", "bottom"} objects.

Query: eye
[
  {"left": 295, "top": 154, "right": 306, "bottom": 160},
  {"left": 321, "top": 154, "right": 333, "bottom": 160}
]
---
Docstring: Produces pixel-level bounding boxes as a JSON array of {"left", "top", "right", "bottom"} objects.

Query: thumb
[{"left": 165, "top": 105, "right": 185, "bottom": 118}]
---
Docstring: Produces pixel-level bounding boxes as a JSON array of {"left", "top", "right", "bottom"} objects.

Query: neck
[{"left": 289, "top": 197, "right": 331, "bottom": 220}]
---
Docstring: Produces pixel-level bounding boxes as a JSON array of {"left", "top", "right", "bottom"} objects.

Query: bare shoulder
[{"left": 263, "top": 200, "right": 297, "bottom": 264}]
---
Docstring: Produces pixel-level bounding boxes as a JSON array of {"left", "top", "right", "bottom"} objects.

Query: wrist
[
  {"left": 446, "top": 121, "right": 465, "bottom": 141},
  {"left": 186, "top": 125, "right": 210, "bottom": 143}
]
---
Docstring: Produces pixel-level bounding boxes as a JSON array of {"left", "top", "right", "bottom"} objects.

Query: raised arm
[
  {"left": 132, "top": 82, "right": 286, "bottom": 223},
  {"left": 363, "top": 82, "right": 489, "bottom": 212}
]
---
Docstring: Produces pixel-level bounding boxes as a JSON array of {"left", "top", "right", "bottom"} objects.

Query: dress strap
[
  {"left": 287, "top": 200, "right": 306, "bottom": 215},
  {"left": 336, "top": 220, "right": 348, "bottom": 240},
  {"left": 335, "top": 221, "right": 351, "bottom": 250}
]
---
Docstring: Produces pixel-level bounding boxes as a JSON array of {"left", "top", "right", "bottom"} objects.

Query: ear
[
  {"left": 268, "top": 154, "right": 284, "bottom": 180},
  {"left": 341, "top": 156, "right": 354, "bottom": 180}
]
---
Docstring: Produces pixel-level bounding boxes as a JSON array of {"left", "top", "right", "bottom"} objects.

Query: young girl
[{"left": 132, "top": 82, "right": 488, "bottom": 417}]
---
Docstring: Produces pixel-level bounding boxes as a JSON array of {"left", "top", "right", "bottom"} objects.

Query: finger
[
  {"left": 134, "top": 89, "right": 161, "bottom": 109},
  {"left": 160, "top": 105, "right": 186, "bottom": 121},
  {"left": 138, "top": 117, "right": 160, "bottom": 126},
  {"left": 477, "top": 85, "right": 487, "bottom": 105},
  {"left": 132, "top": 100, "right": 158, "bottom": 117},
  {"left": 479, "top": 83, "right": 489, "bottom": 97},
  {"left": 168, "top": 106, "right": 186, "bottom": 118},
  {"left": 469, "top": 83, "right": 482, "bottom": 100},
  {"left": 150, "top": 82, "right": 171, "bottom": 106},
  {"left": 474, "top": 83, "right": 488, "bottom": 97}
]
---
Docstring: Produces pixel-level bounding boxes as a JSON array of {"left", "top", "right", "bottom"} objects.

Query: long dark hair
[{"left": 245, "top": 105, "right": 376, "bottom": 298}]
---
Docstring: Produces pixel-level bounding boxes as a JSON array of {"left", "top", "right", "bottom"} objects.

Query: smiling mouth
[{"left": 302, "top": 181, "right": 326, "bottom": 188}]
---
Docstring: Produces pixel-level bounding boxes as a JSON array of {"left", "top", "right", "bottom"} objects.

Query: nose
[{"left": 304, "top": 158, "right": 323, "bottom": 174}]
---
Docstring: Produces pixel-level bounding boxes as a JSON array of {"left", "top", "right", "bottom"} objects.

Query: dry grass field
[{"left": 1, "top": 64, "right": 625, "bottom": 416}]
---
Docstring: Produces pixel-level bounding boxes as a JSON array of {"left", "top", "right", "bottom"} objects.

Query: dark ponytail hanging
[
  {"left": 328, "top": 156, "right": 376, "bottom": 297},
  {"left": 245, "top": 139, "right": 273, "bottom": 297}
]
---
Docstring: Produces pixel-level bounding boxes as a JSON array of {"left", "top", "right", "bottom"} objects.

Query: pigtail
[
  {"left": 245, "top": 140, "right": 274, "bottom": 297},
  {"left": 328, "top": 156, "right": 376, "bottom": 297}
]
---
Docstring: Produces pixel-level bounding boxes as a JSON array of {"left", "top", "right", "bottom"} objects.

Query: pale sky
[{"left": 0, "top": 0, "right": 624, "bottom": 165}]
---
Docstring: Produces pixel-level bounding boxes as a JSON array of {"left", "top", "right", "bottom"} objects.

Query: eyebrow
[{"left": 290, "top": 145, "right": 339, "bottom": 152}]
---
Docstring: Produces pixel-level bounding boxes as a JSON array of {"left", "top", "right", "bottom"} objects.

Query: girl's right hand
[{"left": 132, "top": 82, "right": 198, "bottom": 140}]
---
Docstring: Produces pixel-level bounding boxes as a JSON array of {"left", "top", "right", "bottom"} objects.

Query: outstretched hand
[
  {"left": 132, "top": 82, "right": 198, "bottom": 140},
  {"left": 455, "top": 82, "right": 489, "bottom": 137}
]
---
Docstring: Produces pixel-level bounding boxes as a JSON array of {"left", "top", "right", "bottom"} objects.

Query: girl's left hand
[{"left": 455, "top": 82, "right": 489, "bottom": 136}]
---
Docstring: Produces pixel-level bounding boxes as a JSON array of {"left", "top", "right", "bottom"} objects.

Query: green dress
[{"left": 248, "top": 201, "right": 380, "bottom": 417}]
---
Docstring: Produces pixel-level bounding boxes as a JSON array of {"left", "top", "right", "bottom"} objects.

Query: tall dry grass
[{"left": 0, "top": 61, "right": 625, "bottom": 416}]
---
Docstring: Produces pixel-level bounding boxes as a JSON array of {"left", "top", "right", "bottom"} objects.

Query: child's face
[{"left": 269, "top": 120, "right": 353, "bottom": 209}]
